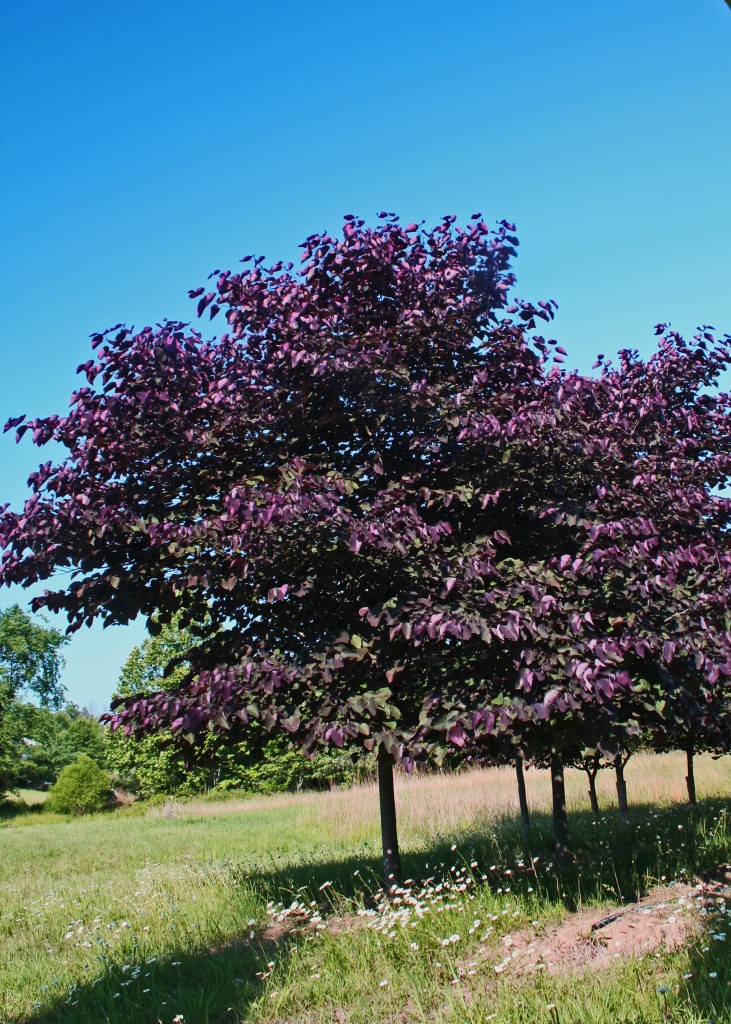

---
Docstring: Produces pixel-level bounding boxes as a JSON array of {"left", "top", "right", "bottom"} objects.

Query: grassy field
[
  {"left": 9, "top": 789, "right": 48, "bottom": 807},
  {"left": 1, "top": 752, "right": 729, "bottom": 1024}
]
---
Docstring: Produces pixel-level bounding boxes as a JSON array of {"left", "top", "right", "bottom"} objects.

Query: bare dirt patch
[{"left": 486, "top": 875, "right": 730, "bottom": 977}]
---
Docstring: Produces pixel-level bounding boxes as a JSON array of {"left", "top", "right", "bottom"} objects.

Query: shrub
[{"left": 46, "top": 755, "right": 111, "bottom": 815}]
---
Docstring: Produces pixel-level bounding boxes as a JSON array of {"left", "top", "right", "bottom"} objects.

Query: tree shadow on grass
[
  {"left": 245, "top": 795, "right": 730, "bottom": 913},
  {"left": 23, "top": 941, "right": 268, "bottom": 1024},
  {"left": 0, "top": 797, "right": 47, "bottom": 823},
  {"left": 23, "top": 797, "right": 730, "bottom": 1024}
]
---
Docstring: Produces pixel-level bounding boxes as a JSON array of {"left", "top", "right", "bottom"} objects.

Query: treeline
[
  {"left": 3, "top": 701, "right": 370, "bottom": 800},
  {"left": 1, "top": 701, "right": 105, "bottom": 792},
  {"left": 0, "top": 606, "right": 370, "bottom": 802},
  {"left": 1, "top": 624, "right": 372, "bottom": 800}
]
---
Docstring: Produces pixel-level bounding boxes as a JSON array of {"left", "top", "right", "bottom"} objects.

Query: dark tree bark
[
  {"left": 550, "top": 748, "right": 570, "bottom": 856},
  {"left": 515, "top": 753, "right": 532, "bottom": 847},
  {"left": 614, "top": 752, "right": 629, "bottom": 824},
  {"left": 377, "top": 744, "right": 403, "bottom": 890},
  {"left": 686, "top": 742, "right": 697, "bottom": 806},
  {"left": 586, "top": 766, "right": 600, "bottom": 819}
]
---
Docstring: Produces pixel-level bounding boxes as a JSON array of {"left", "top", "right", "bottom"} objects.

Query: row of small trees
[
  {"left": 4, "top": 601, "right": 709, "bottom": 810},
  {"left": 1, "top": 215, "right": 729, "bottom": 882},
  {"left": 0, "top": 607, "right": 725, "bottom": 838},
  {"left": 4, "top": 604, "right": 708, "bottom": 826}
]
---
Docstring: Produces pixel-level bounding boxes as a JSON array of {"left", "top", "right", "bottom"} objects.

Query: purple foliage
[{"left": 1, "top": 216, "right": 729, "bottom": 766}]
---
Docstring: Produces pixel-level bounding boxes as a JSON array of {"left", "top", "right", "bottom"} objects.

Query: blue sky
[{"left": 1, "top": 0, "right": 730, "bottom": 709}]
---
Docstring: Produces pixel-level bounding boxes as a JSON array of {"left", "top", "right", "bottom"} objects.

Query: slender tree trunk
[
  {"left": 614, "top": 753, "right": 629, "bottom": 824},
  {"left": 377, "top": 744, "right": 403, "bottom": 891},
  {"left": 587, "top": 767, "right": 600, "bottom": 819},
  {"left": 550, "top": 748, "right": 570, "bottom": 857},
  {"left": 515, "top": 753, "right": 532, "bottom": 847},
  {"left": 686, "top": 742, "right": 697, "bottom": 806}
]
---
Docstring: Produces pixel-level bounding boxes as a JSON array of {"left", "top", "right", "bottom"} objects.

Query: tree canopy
[
  {"left": 1, "top": 214, "right": 729, "bottom": 862},
  {"left": 0, "top": 604, "right": 67, "bottom": 705}
]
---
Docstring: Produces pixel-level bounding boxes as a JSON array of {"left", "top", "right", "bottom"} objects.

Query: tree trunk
[
  {"left": 515, "top": 753, "right": 532, "bottom": 847},
  {"left": 550, "top": 748, "right": 570, "bottom": 857},
  {"left": 686, "top": 743, "right": 697, "bottom": 806},
  {"left": 587, "top": 767, "right": 600, "bottom": 819},
  {"left": 614, "top": 753, "right": 629, "bottom": 824},
  {"left": 377, "top": 744, "right": 403, "bottom": 891}
]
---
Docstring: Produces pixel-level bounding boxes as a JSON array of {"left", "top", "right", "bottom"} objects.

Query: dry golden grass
[{"left": 151, "top": 750, "right": 730, "bottom": 844}]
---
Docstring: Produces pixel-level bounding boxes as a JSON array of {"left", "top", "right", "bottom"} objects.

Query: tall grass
[{"left": 148, "top": 750, "right": 729, "bottom": 841}]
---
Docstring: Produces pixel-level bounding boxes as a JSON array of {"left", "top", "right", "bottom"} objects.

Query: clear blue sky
[{"left": 1, "top": 0, "right": 730, "bottom": 710}]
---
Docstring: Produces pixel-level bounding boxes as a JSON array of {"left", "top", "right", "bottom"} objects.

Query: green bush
[{"left": 46, "top": 755, "right": 112, "bottom": 816}]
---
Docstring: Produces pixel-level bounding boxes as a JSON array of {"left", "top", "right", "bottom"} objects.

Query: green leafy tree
[
  {"left": 0, "top": 605, "right": 67, "bottom": 796},
  {"left": 2, "top": 702, "right": 56, "bottom": 788},
  {"left": 15, "top": 703, "right": 106, "bottom": 787},
  {"left": 50, "top": 708, "right": 106, "bottom": 773}
]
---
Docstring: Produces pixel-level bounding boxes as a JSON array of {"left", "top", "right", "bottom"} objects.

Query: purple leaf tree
[{"left": 2, "top": 215, "right": 729, "bottom": 871}]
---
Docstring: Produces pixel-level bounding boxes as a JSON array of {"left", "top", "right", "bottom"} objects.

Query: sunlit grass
[
  {"left": 12, "top": 789, "right": 48, "bottom": 806},
  {"left": 146, "top": 749, "right": 730, "bottom": 835},
  {"left": 1, "top": 752, "right": 729, "bottom": 1023}
]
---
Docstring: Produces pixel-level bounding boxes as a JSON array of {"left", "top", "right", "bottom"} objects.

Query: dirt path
[{"left": 485, "top": 871, "right": 730, "bottom": 977}]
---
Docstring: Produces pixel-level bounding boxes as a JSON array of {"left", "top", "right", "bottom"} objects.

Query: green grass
[
  {"left": 1, "top": 754, "right": 729, "bottom": 1024},
  {"left": 13, "top": 789, "right": 48, "bottom": 807}
]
